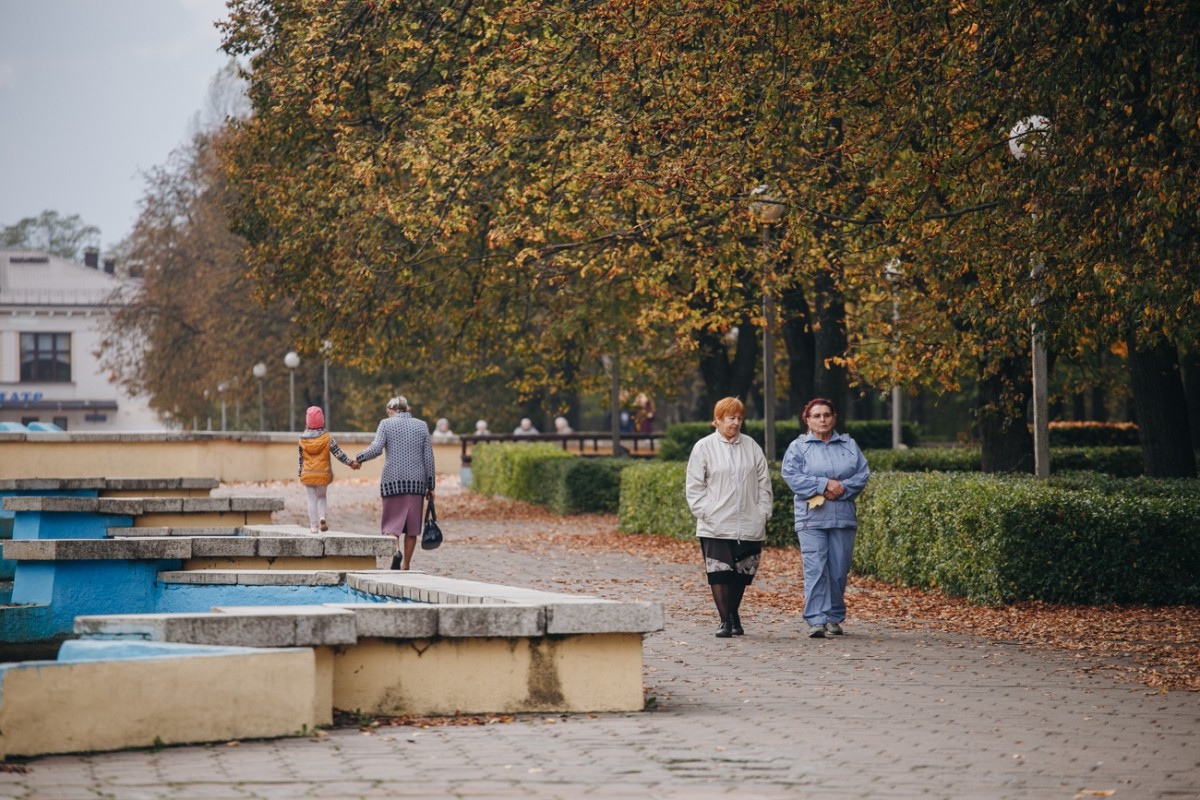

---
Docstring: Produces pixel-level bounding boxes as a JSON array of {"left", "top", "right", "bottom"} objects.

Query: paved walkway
[{"left": 2, "top": 480, "right": 1196, "bottom": 799}]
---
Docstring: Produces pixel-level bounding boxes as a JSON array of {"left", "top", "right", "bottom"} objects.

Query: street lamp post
[
  {"left": 322, "top": 340, "right": 332, "bottom": 432},
  {"left": 217, "top": 381, "right": 229, "bottom": 432},
  {"left": 750, "top": 184, "right": 785, "bottom": 462},
  {"left": 885, "top": 259, "right": 903, "bottom": 450},
  {"left": 252, "top": 362, "right": 267, "bottom": 431},
  {"left": 284, "top": 351, "right": 300, "bottom": 433},
  {"left": 1009, "top": 115, "right": 1053, "bottom": 479}
]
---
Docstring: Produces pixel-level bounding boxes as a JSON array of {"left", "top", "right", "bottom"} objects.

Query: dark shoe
[
  {"left": 715, "top": 621, "right": 734, "bottom": 638},
  {"left": 390, "top": 554, "right": 403, "bottom": 570},
  {"left": 808, "top": 625, "right": 827, "bottom": 638},
  {"left": 825, "top": 621, "right": 844, "bottom": 636},
  {"left": 319, "top": 518, "right": 328, "bottom": 532},
  {"left": 730, "top": 613, "right": 744, "bottom": 636}
]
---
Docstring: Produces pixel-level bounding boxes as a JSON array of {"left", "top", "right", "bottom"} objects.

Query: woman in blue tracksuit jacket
[{"left": 781, "top": 398, "right": 870, "bottom": 638}]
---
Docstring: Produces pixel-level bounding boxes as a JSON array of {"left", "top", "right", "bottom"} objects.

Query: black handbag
[{"left": 421, "top": 498, "right": 443, "bottom": 550}]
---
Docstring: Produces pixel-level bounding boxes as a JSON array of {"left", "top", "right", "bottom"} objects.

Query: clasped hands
[{"left": 822, "top": 479, "right": 846, "bottom": 500}]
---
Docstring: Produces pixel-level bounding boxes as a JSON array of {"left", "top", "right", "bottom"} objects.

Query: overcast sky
[{"left": 0, "top": 0, "right": 235, "bottom": 253}]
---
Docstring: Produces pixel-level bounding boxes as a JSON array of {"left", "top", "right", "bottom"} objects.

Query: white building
[{"left": 0, "top": 248, "right": 165, "bottom": 431}]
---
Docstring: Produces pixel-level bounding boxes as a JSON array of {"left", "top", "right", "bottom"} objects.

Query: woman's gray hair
[{"left": 387, "top": 396, "right": 409, "bottom": 412}]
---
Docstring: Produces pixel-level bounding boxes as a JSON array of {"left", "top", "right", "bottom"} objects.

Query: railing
[{"left": 459, "top": 432, "right": 663, "bottom": 466}]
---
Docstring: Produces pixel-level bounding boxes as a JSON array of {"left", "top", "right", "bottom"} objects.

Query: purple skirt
[{"left": 381, "top": 494, "right": 424, "bottom": 538}]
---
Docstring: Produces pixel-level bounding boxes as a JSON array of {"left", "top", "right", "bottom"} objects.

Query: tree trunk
[
  {"left": 813, "top": 265, "right": 849, "bottom": 415},
  {"left": 1128, "top": 337, "right": 1196, "bottom": 478},
  {"left": 977, "top": 355, "right": 1034, "bottom": 473},
  {"left": 695, "top": 316, "right": 758, "bottom": 417},
  {"left": 779, "top": 283, "right": 815, "bottom": 419},
  {"left": 1181, "top": 348, "right": 1200, "bottom": 451}
]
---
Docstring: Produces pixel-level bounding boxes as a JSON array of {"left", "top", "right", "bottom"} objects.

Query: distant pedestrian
[
  {"left": 297, "top": 406, "right": 359, "bottom": 533},
  {"left": 355, "top": 396, "right": 436, "bottom": 570},
  {"left": 431, "top": 417, "right": 459, "bottom": 444},
  {"left": 685, "top": 397, "right": 772, "bottom": 638},
  {"left": 474, "top": 419, "right": 492, "bottom": 436},
  {"left": 513, "top": 418, "right": 539, "bottom": 436},
  {"left": 781, "top": 398, "right": 870, "bottom": 638},
  {"left": 554, "top": 416, "right": 573, "bottom": 434}
]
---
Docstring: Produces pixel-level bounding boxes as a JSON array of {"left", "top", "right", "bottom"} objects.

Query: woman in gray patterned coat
[{"left": 355, "top": 396, "right": 436, "bottom": 570}]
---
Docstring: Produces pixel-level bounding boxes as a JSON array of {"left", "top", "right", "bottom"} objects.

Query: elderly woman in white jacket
[{"left": 686, "top": 397, "right": 773, "bottom": 638}]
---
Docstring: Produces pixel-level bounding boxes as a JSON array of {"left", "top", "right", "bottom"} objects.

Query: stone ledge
[
  {"left": 2, "top": 495, "right": 281, "bottom": 514},
  {"left": 0, "top": 478, "right": 106, "bottom": 491},
  {"left": 108, "top": 526, "right": 242, "bottom": 538},
  {"left": 325, "top": 603, "right": 437, "bottom": 638},
  {"left": 3, "top": 538, "right": 191, "bottom": 561},
  {"left": 159, "top": 570, "right": 346, "bottom": 586},
  {"left": 74, "top": 607, "right": 358, "bottom": 647}
]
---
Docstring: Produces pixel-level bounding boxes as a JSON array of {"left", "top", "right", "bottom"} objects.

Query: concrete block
[
  {"left": 242, "top": 524, "right": 315, "bottom": 538},
  {"left": 179, "top": 498, "right": 233, "bottom": 513},
  {"left": 1, "top": 540, "right": 56, "bottom": 560},
  {"left": 157, "top": 570, "right": 237, "bottom": 585},
  {"left": 95, "top": 498, "right": 145, "bottom": 516},
  {"left": 190, "top": 538, "right": 259, "bottom": 557},
  {"left": 171, "top": 527, "right": 242, "bottom": 537},
  {"left": 0, "top": 643, "right": 317, "bottom": 759},
  {"left": 320, "top": 535, "right": 393, "bottom": 557},
  {"left": 139, "top": 498, "right": 184, "bottom": 513},
  {"left": 235, "top": 570, "right": 344, "bottom": 586},
  {"left": 77, "top": 609, "right": 357, "bottom": 647},
  {"left": 325, "top": 603, "right": 436, "bottom": 638},
  {"left": 228, "top": 497, "right": 285, "bottom": 512},
  {"left": 4, "top": 538, "right": 192, "bottom": 560},
  {"left": 257, "top": 537, "right": 324, "bottom": 558},
  {"left": 437, "top": 604, "right": 544, "bottom": 637},
  {"left": 545, "top": 600, "right": 664, "bottom": 634},
  {"left": 3, "top": 497, "right": 99, "bottom": 513}
]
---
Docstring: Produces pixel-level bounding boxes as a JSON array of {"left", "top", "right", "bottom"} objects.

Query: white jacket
[{"left": 685, "top": 431, "right": 772, "bottom": 541}]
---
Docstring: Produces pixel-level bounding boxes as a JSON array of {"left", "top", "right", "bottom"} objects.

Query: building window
[{"left": 20, "top": 332, "right": 71, "bottom": 382}]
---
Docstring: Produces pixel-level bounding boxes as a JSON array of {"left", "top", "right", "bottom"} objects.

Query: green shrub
[
  {"left": 618, "top": 461, "right": 797, "bottom": 547},
  {"left": 856, "top": 471, "right": 1200, "bottom": 605},
  {"left": 863, "top": 446, "right": 1147, "bottom": 476},
  {"left": 540, "top": 457, "right": 637, "bottom": 514},
  {"left": 471, "top": 443, "right": 573, "bottom": 504},
  {"left": 1049, "top": 421, "right": 1140, "bottom": 447},
  {"left": 659, "top": 420, "right": 919, "bottom": 461},
  {"left": 472, "top": 443, "right": 638, "bottom": 513}
]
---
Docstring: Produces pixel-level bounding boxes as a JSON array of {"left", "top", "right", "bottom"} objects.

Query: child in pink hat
[{"left": 298, "top": 406, "right": 359, "bottom": 532}]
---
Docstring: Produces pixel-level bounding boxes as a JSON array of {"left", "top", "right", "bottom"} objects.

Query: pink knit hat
[{"left": 305, "top": 406, "right": 325, "bottom": 429}]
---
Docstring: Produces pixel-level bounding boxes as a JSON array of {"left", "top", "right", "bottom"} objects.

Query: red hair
[{"left": 712, "top": 397, "right": 745, "bottom": 422}]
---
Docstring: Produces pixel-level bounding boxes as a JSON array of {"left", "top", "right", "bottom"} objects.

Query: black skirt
[{"left": 699, "top": 537, "right": 763, "bottom": 586}]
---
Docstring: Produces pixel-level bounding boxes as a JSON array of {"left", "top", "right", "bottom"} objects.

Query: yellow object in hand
[{"left": 807, "top": 495, "right": 825, "bottom": 509}]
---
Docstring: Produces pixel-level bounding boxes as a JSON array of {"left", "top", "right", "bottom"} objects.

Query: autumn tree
[
  {"left": 2, "top": 210, "right": 100, "bottom": 260},
  {"left": 99, "top": 127, "right": 300, "bottom": 428}
]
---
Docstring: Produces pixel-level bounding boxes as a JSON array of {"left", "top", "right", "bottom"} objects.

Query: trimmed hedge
[
  {"left": 658, "top": 420, "right": 919, "bottom": 461},
  {"left": 470, "top": 442, "right": 637, "bottom": 513},
  {"left": 471, "top": 443, "right": 573, "bottom": 506},
  {"left": 864, "top": 446, "right": 1148, "bottom": 477},
  {"left": 1049, "top": 421, "right": 1141, "bottom": 447},
  {"left": 856, "top": 471, "right": 1200, "bottom": 605},
  {"left": 618, "top": 461, "right": 797, "bottom": 547}
]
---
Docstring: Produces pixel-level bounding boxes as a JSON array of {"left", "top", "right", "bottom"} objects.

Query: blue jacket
[{"left": 780, "top": 431, "right": 870, "bottom": 530}]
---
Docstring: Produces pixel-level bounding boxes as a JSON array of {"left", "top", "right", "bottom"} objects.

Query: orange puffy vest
[{"left": 299, "top": 433, "right": 334, "bottom": 486}]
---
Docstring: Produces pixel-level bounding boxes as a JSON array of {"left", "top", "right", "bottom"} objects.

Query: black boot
[
  {"left": 711, "top": 583, "right": 733, "bottom": 638},
  {"left": 730, "top": 583, "right": 746, "bottom": 635},
  {"left": 390, "top": 554, "right": 403, "bottom": 570}
]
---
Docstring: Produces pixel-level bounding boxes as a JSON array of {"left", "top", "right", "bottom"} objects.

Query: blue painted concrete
[
  {"left": 12, "top": 511, "right": 128, "bottom": 541},
  {"left": 156, "top": 583, "right": 398, "bottom": 612},
  {"left": 3, "top": 560, "right": 181, "bottom": 644},
  {"left": 0, "top": 489, "right": 98, "bottom": 579}
]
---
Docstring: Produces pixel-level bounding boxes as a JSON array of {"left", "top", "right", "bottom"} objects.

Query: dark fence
[{"left": 458, "top": 432, "right": 663, "bottom": 466}]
